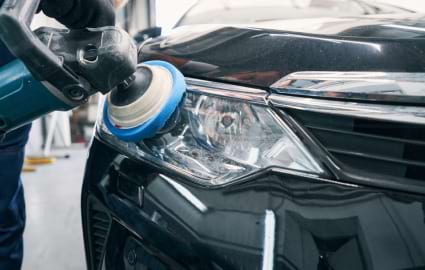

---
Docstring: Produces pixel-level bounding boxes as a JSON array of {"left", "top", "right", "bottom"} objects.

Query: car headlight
[{"left": 97, "top": 79, "right": 325, "bottom": 186}]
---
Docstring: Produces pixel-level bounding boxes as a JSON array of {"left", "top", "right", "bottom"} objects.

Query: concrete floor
[{"left": 22, "top": 145, "right": 87, "bottom": 270}]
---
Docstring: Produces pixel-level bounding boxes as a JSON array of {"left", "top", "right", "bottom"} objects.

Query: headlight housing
[{"left": 97, "top": 79, "right": 325, "bottom": 186}]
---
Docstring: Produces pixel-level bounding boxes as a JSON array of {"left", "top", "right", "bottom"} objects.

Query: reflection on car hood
[
  {"left": 140, "top": 14, "right": 425, "bottom": 88},
  {"left": 247, "top": 13, "right": 425, "bottom": 38}
]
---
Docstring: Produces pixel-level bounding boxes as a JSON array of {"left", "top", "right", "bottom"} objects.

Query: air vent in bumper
[{"left": 88, "top": 199, "right": 112, "bottom": 270}]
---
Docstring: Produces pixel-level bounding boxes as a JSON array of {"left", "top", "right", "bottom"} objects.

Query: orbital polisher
[{"left": 0, "top": 0, "right": 186, "bottom": 142}]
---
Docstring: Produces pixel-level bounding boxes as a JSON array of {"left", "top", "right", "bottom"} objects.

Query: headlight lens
[{"left": 97, "top": 82, "right": 325, "bottom": 186}]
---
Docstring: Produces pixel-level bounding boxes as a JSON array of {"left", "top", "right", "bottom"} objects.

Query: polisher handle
[{"left": 0, "top": 0, "right": 88, "bottom": 102}]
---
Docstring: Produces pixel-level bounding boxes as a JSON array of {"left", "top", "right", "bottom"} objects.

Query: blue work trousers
[
  {"left": 0, "top": 5, "right": 32, "bottom": 267},
  {"left": 0, "top": 3, "right": 31, "bottom": 270},
  {"left": 0, "top": 125, "right": 31, "bottom": 270}
]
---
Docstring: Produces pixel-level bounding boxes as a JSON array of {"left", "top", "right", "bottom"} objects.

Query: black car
[{"left": 81, "top": 10, "right": 425, "bottom": 270}]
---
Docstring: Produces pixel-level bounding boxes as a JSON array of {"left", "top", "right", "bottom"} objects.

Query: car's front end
[{"left": 82, "top": 15, "right": 425, "bottom": 270}]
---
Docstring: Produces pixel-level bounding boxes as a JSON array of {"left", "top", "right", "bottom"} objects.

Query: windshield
[{"left": 176, "top": 0, "right": 413, "bottom": 26}]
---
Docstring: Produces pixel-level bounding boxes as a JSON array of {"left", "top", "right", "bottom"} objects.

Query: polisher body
[
  {"left": 0, "top": 0, "right": 185, "bottom": 141},
  {"left": 0, "top": 60, "right": 71, "bottom": 133},
  {"left": 0, "top": 0, "right": 138, "bottom": 137}
]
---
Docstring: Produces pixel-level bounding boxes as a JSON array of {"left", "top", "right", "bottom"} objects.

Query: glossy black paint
[
  {"left": 140, "top": 15, "right": 425, "bottom": 88},
  {"left": 83, "top": 15, "right": 425, "bottom": 270},
  {"left": 83, "top": 138, "right": 425, "bottom": 270}
]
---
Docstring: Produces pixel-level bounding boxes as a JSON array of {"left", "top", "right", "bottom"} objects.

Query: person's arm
[{"left": 40, "top": 0, "right": 115, "bottom": 28}]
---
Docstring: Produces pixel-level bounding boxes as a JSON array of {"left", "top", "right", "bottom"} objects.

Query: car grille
[
  {"left": 88, "top": 199, "right": 112, "bottom": 270},
  {"left": 288, "top": 109, "right": 425, "bottom": 182}
]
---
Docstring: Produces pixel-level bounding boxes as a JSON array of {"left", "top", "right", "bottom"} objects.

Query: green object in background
[{"left": 0, "top": 60, "right": 71, "bottom": 134}]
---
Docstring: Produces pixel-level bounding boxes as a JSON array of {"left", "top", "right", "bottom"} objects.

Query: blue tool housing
[
  {"left": 103, "top": 61, "right": 186, "bottom": 142},
  {"left": 0, "top": 60, "right": 70, "bottom": 133}
]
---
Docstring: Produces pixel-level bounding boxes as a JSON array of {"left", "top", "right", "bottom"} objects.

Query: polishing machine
[{"left": 0, "top": 0, "right": 185, "bottom": 142}]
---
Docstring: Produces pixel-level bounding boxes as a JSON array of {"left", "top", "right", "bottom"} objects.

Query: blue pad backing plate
[{"left": 103, "top": 60, "right": 186, "bottom": 142}]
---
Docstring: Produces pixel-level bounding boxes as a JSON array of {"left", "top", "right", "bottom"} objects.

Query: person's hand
[{"left": 40, "top": 0, "right": 115, "bottom": 29}]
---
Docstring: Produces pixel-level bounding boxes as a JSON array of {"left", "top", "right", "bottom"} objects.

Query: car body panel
[
  {"left": 83, "top": 139, "right": 425, "bottom": 270},
  {"left": 140, "top": 15, "right": 425, "bottom": 88}
]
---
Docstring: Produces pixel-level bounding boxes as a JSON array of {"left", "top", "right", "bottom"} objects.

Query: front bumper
[{"left": 82, "top": 137, "right": 425, "bottom": 270}]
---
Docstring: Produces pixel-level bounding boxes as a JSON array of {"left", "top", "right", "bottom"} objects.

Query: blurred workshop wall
[
  {"left": 379, "top": 0, "right": 425, "bottom": 12},
  {"left": 154, "top": 0, "right": 425, "bottom": 34},
  {"left": 155, "top": 0, "right": 196, "bottom": 33},
  {"left": 117, "top": 0, "right": 157, "bottom": 35}
]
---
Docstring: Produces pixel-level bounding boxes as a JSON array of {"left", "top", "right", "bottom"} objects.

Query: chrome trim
[
  {"left": 271, "top": 72, "right": 425, "bottom": 105},
  {"left": 262, "top": 210, "right": 276, "bottom": 270},
  {"left": 270, "top": 94, "right": 425, "bottom": 125},
  {"left": 185, "top": 78, "right": 268, "bottom": 105},
  {"left": 271, "top": 167, "right": 359, "bottom": 188}
]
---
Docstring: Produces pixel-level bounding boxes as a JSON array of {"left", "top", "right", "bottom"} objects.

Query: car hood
[
  {"left": 140, "top": 14, "right": 425, "bottom": 88},
  {"left": 244, "top": 13, "right": 425, "bottom": 38}
]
